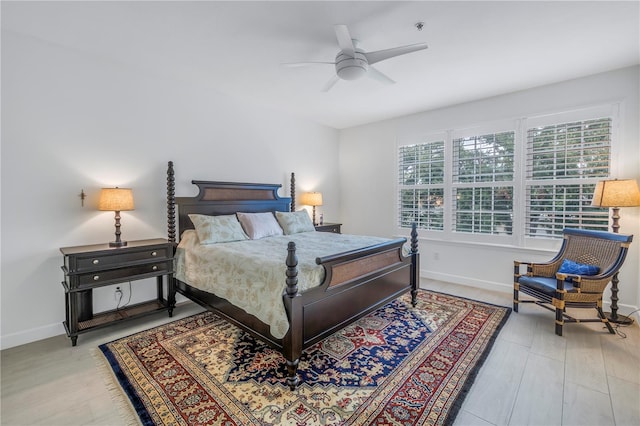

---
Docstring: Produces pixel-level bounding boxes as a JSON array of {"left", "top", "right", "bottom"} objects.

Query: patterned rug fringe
[{"left": 92, "top": 348, "right": 142, "bottom": 426}]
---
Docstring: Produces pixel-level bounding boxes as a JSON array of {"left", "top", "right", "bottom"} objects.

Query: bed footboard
[{"left": 283, "top": 224, "right": 419, "bottom": 389}]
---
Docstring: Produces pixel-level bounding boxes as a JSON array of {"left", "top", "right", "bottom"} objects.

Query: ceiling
[{"left": 3, "top": 1, "right": 639, "bottom": 129}]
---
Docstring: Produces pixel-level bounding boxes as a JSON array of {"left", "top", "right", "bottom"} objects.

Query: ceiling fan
[{"left": 284, "top": 24, "right": 428, "bottom": 92}]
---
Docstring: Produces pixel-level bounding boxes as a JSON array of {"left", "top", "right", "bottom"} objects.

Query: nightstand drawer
[
  {"left": 71, "top": 246, "right": 171, "bottom": 272},
  {"left": 76, "top": 262, "right": 171, "bottom": 287}
]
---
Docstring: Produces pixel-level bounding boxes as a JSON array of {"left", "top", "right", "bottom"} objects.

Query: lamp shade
[
  {"left": 591, "top": 179, "right": 640, "bottom": 207},
  {"left": 300, "top": 192, "right": 323, "bottom": 206},
  {"left": 98, "top": 188, "right": 135, "bottom": 211}
]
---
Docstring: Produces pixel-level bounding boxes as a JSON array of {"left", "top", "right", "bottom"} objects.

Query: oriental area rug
[{"left": 96, "top": 290, "right": 510, "bottom": 426}]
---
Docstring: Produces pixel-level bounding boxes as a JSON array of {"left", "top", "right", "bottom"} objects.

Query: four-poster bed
[{"left": 166, "top": 161, "right": 419, "bottom": 389}]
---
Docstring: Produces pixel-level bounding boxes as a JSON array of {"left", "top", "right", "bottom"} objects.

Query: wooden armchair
[{"left": 514, "top": 228, "right": 633, "bottom": 336}]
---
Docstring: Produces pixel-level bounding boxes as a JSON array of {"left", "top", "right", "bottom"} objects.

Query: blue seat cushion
[{"left": 518, "top": 276, "right": 576, "bottom": 295}]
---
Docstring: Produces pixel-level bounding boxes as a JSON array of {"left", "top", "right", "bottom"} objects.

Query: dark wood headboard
[{"left": 167, "top": 161, "right": 294, "bottom": 241}]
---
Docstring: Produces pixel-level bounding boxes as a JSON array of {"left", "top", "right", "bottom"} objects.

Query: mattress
[{"left": 174, "top": 230, "right": 391, "bottom": 338}]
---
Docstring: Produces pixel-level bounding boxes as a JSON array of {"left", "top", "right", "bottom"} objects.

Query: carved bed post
[
  {"left": 167, "top": 161, "right": 176, "bottom": 243},
  {"left": 286, "top": 242, "right": 298, "bottom": 297},
  {"left": 284, "top": 241, "right": 301, "bottom": 390},
  {"left": 290, "top": 172, "right": 296, "bottom": 212},
  {"left": 410, "top": 222, "right": 419, "bottom": 307},
  {"left": 167, "top": 161, "right": 176, "bottom": 316}
]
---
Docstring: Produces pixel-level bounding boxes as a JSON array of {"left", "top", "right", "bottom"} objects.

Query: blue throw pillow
[{"left": 557, "top": 259, "right": 599, "bottom": 282}]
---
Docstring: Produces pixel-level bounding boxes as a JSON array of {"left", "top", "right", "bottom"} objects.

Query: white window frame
[
  {"left": 450, "top": 124, "right": 517, "bottom": 243},
  {"left": 520, "top": 104, "right": 618, "bottom": 248},
  {"left": 396, "top": 104, "right": 619, "bottom": 248},
  {"left": 397, "top": 133, "right": 447, "bottom": 233}
]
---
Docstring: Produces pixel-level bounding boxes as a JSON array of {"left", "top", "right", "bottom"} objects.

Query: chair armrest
[
  {"left": 555, "top": 272, "right": 613, "bottom": 294},
  {"left": 555, "top": 272, "right": 581, "bottom": 290},
  {"left": 514, "top": 260, "right": 533, "bottom": 276},
  {"left": 514, "top": 260, "right": 552, "bottom": 274},
  {"left": 526, "top": 261, "right": 562, "bottom": 278}
]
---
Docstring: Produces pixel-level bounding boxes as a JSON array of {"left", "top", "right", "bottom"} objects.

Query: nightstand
[
  {"left": 315, "top": 223, "right": 342, "bottom": 234},
  {"left": 60, "top": 238, "right": 175, "bottom": 346}
]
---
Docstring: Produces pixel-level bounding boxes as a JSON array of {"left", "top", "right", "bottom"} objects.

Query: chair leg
[
  {"left": 555, "top": 307, "right": 563, "bottom": 336},
  {"left": 513, "top": 264, "right": 520, "bottom": 313},
  {"left": 597, "top": 307, "right": 615, "bottom": 334}
]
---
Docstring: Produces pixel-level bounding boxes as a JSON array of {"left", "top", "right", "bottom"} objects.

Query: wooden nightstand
[
  {"left": 315, "top": 223, "right": 342, "bottom": 234},
  {"left": 60, "top": 238, "right": 175, "bottom": 346}
]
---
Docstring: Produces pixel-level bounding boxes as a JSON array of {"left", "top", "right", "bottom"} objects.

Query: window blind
[
  {"left": 398, "top": 141, "right": 445, "bottom": 230},
  {"left": 451, "top": 131, "right": 515, "bottom": 235},
  {"left": 525, "top": 117, "right": 611, "bottom": 237}
]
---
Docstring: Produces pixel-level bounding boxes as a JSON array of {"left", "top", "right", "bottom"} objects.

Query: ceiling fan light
[{"left": 335, "top": 52, "right": 369, "bottom": 80}]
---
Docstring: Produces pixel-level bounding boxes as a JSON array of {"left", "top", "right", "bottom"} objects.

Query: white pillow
[
  {"left": 275, "top": 211, "right": 316, "bottom": 235},
  {"left": 188, "top": 214, "right": 248, "bottom": 244},
  {"left": 237, "top": 212, "right": 284, "bottom": 240}
]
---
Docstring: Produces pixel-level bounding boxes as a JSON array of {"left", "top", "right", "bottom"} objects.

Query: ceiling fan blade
[
  {"left": 368, "top": 66, "right": 395, "bottom": 85},
  {"left": 281, "top": 61, "right": 335, "bottom": 68},
  {"left": 334, "top": 24, "right": 355, "bottom": 57},
  {"left": 365, "top": 43, "right": 428, "bottom": 65},
  {"left": 321, "top": 75, "right": 340, "bottom": 92}
]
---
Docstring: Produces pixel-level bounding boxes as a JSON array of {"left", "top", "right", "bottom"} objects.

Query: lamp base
[
  {"left": 109, "top": 240, "right": 128, "bottom": 248},
  {"left": 604, "top": 312, "right": 634, "bottom": 325}
]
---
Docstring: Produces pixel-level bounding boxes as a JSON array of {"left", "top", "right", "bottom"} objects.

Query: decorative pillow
[
  {"left": 275, "top": 211, "right": 316, "bottom": 235},
  {"left": 557, "top": 259, "right": 599, "bottom": 281},
  {"left": 237, "top": 212, "right": 284, "bottom": 240},
  {"left": 188, "top": 214, "right": 248, "bottom": 244}
]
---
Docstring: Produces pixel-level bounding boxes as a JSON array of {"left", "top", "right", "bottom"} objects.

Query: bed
[{"left": 166, "top": 161, "right": 420, "bottom": 389}]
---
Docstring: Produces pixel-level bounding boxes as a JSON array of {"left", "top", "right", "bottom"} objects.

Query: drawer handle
[
  {"left": 93, "top": 275, "right": 100, "bottom": 281},
  {"left": 152, "top": 265, "right": 158, "bottom": 271},
  {"left": 92, "top": 259, "right": 100, "bottom": 265},
  {"left": 151, "top": 251, "right": 157, "bottom": 257}
]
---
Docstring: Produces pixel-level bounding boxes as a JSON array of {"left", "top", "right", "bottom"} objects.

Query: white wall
[
  {"left": 3, "top": 24, "right": 638, "bottom": 350},
  {"left": 0, "top": 31, "right": 339, "bottom": 349},
  {"left": 339, "top": 66, "right": 640, "bottom": 318}
]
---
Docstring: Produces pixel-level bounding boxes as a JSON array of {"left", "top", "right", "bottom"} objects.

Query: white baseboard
[
  {"left": 420, "top": 269, "right": 640, "bottom": 323},
  {"left": 0, "top": 296, "right": 195, "bottom": 351},
  {"left": 0, "top": 322, "right": 66, "bottom": 350},
  {"left": 422, "top": 269, "right": 513, "bottom": 294}
]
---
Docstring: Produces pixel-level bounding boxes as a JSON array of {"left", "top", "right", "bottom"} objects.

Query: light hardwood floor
[{"left": 1, "top": 280, "right": 639, "bottom": 425}]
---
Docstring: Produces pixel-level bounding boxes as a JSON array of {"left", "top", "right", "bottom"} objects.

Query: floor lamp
[{"left": 591, "top": 178, "right": 640, "bottom": 324}]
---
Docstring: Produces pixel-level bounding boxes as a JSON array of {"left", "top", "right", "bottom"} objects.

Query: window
[
  {"left": 525, "top": 118, "right": 611, "bottom": 237},
  {"left": 398, "top": 140, "right": 445, "bottom": 230},
  {"left": 397, "top": 106, "right": 614, "bottom": 242},
  {"left": 452, "top": 131, "right": 515, "bottom": 235}
]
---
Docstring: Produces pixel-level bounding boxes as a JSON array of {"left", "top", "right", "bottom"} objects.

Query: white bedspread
[{"left": 174, "top": 230, "right": 392, "bottom": 339}]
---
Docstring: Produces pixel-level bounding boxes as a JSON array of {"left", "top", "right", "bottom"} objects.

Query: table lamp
[
  {"left": 99, "top": 187, "right": 135, "bottom": 247},
  {"left": 591, "top": 178, "right": 640, "bottom": 324},
  {"left": 300, "top": 192, "right": 323, "bottom": 225}
]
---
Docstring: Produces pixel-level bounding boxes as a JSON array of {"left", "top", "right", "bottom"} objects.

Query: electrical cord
[
  {"left": 114, "top": 287, "right": 123, "bottom": 310},
  {"left": 612, "top": 308, "right": 638, "bottom": 338},
  {"left": 115, "top": 282, "right": 133, "bottom": 311}
]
